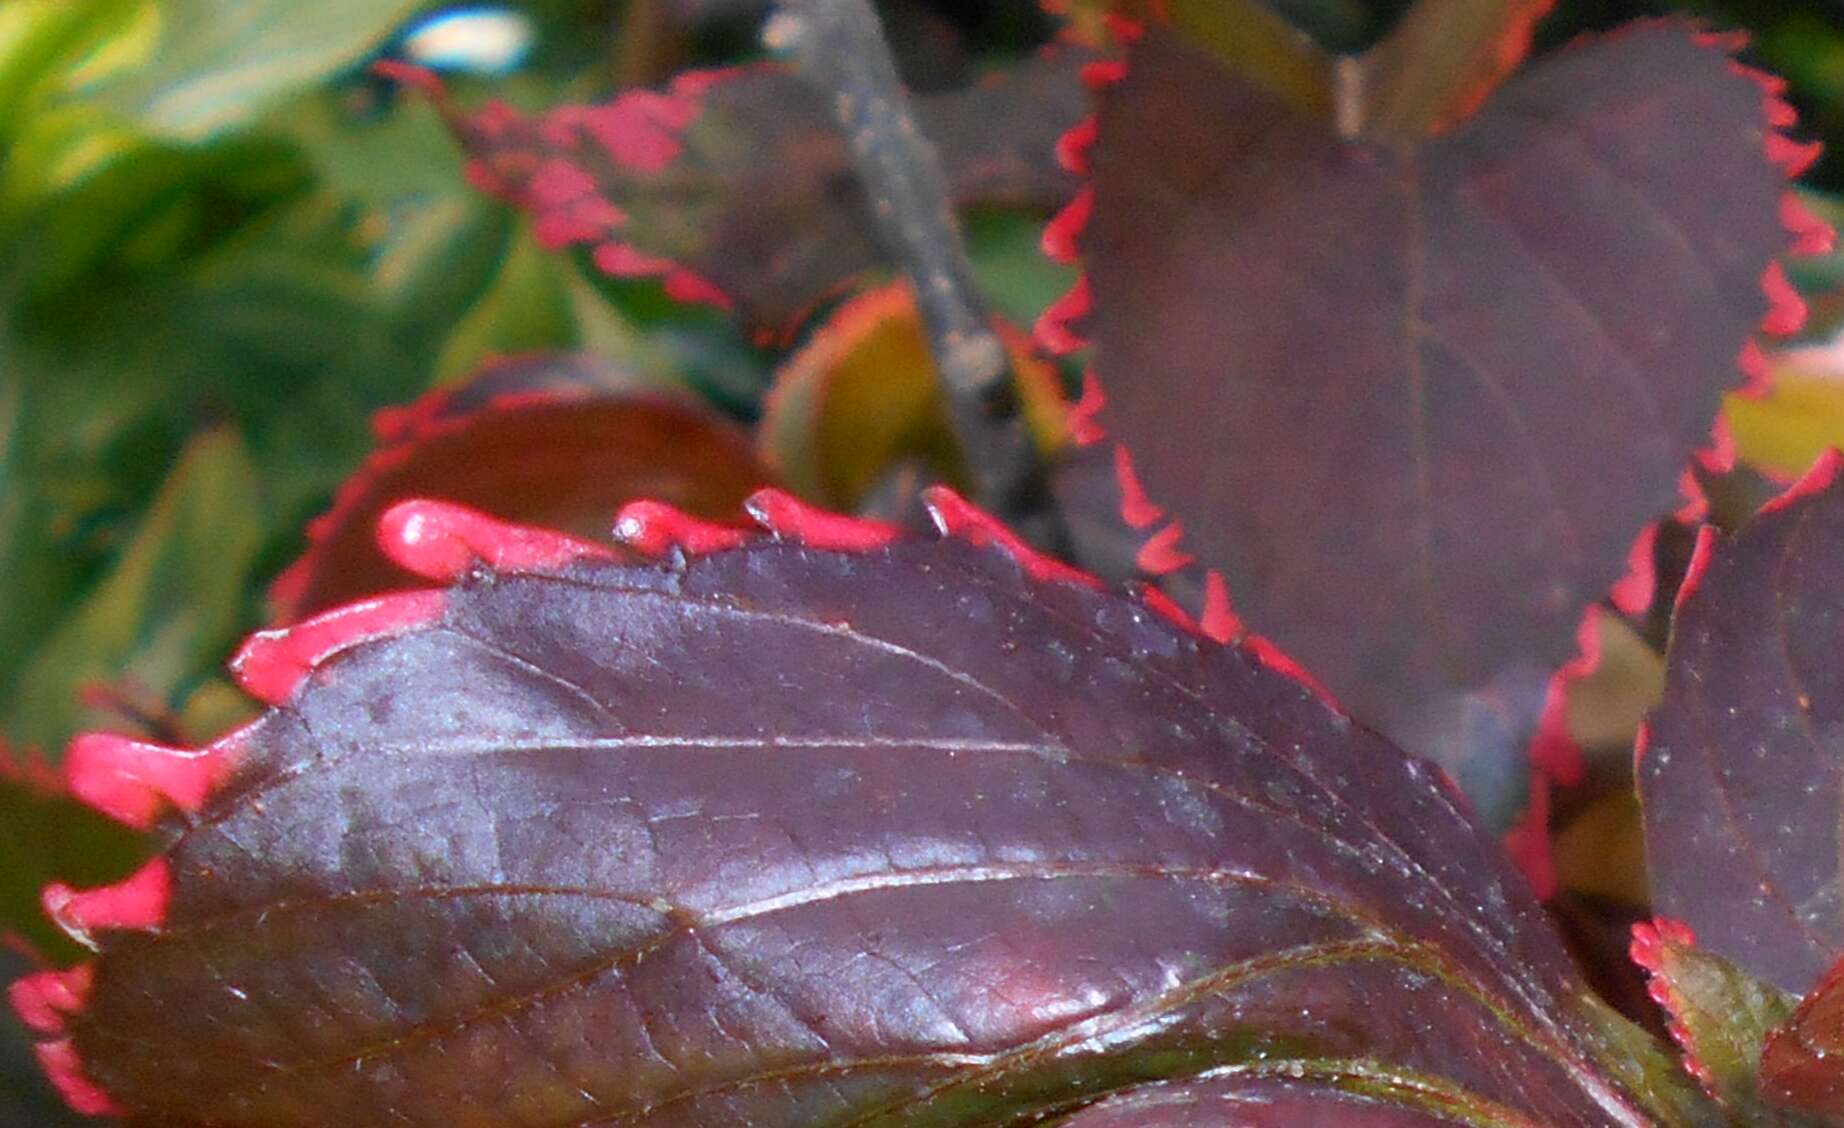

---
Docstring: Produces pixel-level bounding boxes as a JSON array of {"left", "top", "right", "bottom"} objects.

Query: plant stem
[{"left": 766, "top": 0, "right": 1063, "bottom": 546}]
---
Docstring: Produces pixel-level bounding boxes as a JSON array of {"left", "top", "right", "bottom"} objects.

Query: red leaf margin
[
  {"left": 267, "top": 355, "right": 768, "bottom": 623},
  {"left": 1031, "top": 10, "right": 1832, "bottom": 898},
  {"left": 375, "top": 60, "right": 737, "bottom": 316},
  {"left": 11, "top": 486, "right": 1368, "bottom": 1118},
  {"left": 1629, "top": 916, "right": 1721, "bottom": 1095}
]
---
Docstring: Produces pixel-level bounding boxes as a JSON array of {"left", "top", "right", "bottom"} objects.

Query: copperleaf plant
[
  {"left": 8, "top": 490, "right": 1714, "bottom": 1125},
  {"left": 17, "top": 0, "right": 1844, "bottom": 1124},
  {"left": 1038, "top": 8, "right": 1830, "bottom": 844},
  {"left": 385, "top": 49, "right": 1087, "bottom": 337}
]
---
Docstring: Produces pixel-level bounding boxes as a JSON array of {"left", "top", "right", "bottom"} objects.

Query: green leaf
[
  {"left": 87, "top": 0, "right": 423, "bottom": 139},
  {"left": 7, "top": 427, "right": 263, "bottom": 756},
  {"left": 1165, "top": 0, "right": 1334, "bottom": 116},
  {"left": 1356, "top": 0, "right": 1553, "bottom": 138},
  {"left": 0, "top": 0, "right": 140, "bottom": 143},
  {"left": 432, "top": 219, "right": 587, "bottom": 383},
  {"left": 1631, "top": 919, "right": 1823, "bottom": 1123}
]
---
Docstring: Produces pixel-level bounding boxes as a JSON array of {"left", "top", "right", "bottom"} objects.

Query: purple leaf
[
  {"left": 1047, "top": 18, "right": 1811, "bottom": 822},
  {"left": 393, "top": 53, "right": 1085, "bottom": 334},
  {"left": 1640, "top": 450, "right": 1844, "bottom": 996},
  {"left": 19, "top": 492, "right": 1704, "bottom": 1125}
]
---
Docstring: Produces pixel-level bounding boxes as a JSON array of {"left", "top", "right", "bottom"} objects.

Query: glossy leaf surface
[
  {"left": 1641, "top": 454, "right": 1844, "bottom": 995},
  {"left": 35, "top": 500, "right": 1700, "bottom": 1126},
  {"left": 1074, "top": 22, "right": 1790, "bottom": 788}
]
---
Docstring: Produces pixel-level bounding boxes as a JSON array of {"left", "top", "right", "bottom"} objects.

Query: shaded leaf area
[
  {"left": 58, "top": 518, "right": 1701, "bottom": 1126},
  {"left": 1762, "top": 954, "right": 1844, "bottom": 1116},
  {"left": 413, "top": 50, "right": 1086, "bottom": 332},
  {"left": 1641, "top": 453, "right": 1844, "bottom": 996},
  {"left": 1628, "top": 919, "right": 1816, "bottom": 1123},
  {"left": 1074, "top": 23, "right": 1785, "bottom": 813},
  {"left": 759, "top": 282, "right": 1067, "bottom": 511},
  {"left": 270, "top": 352, "right": 770, "bottom": 619}
]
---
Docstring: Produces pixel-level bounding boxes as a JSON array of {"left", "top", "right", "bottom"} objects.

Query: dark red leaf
[
  {"left": 1052, "top": 19, "right": 1810, "bottom": 816},
  {"left": 395, "top": 53, "right": 1085, "bottom": 334},
  {"left": 270, "top": 352, "right": 771, "bottom": 620},
  {"left": 1640, "top": 450, "right": 1844, "bottom": 996},
  {"left": 19, "top": 494, "right": 1705, "bottom": 1125},
  {"left": 1761, "top": 954, "right": 1844, "bottom": 1116}
]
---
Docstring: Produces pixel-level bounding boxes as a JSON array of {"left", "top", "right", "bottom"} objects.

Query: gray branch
[{"left": 767, "top": 0, "right": 1063, "bottom": 544}]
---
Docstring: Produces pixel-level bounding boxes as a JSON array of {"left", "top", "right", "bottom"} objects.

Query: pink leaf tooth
[
  {"left": 1199, "top": 569, "right": 1244, "bottom": 643},
  {"left": 1134, "top": 521, "right": 1194, "bottom": 575},
  {"left": 7, "top": 964, "right": 92, "bottom": 1035},
  {"left": 1502, "top": 772, "right": 1557, "bottom": 900},
  {"left": 744, "top": 489, "right": 902, "bottom": 552},
  {"left": 377, "top": 499, "right": 613, "bottom": 583},
  {"left": 1035, "top": 274, "right": 1093, "bottom": 355},
  {"left": 1067, "top": 368, "right": 1106, "bottom": 447},
  {"left": 1055, "top": 115, "right": 1098, "bottom": 175},
  {"left": 33, "top": 1039, "right": 122, "bottom": 1117},
  {"left": 1761, "top": 261, "right": 1808, "bottom": 336},
  {"left": 922, "top": 486, "right": 1102, "bottom": 589},
  {"left": 612, "top": 500, "right": 751, "bottom": 557},
  {"left": 1781, "top": 194, "right": 1837, "bottom": 257},
  {"left": 1042, "top": 186, "right": 1093, "bottom": 264},
  {"left": 230, "top": 591, "right": 447, "bottom": 706},
  {"left": 1527, "top": 606, "right": 1598, "bottom": 792},
  {"left": 1608, "top": 524, "right": 1659, "bottom": 616},
  {"left": 1768, "top": 134, "right": 1822, "bottom": 179},
  {"left": 64, "top": 730, "right": 244, "bottom": 830},
  {"left": 43, "top": 858, "right": 172, "bottom": 950},
  {"left": 1112, "top": 444, "right": 1164, "bottom": 529}
]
